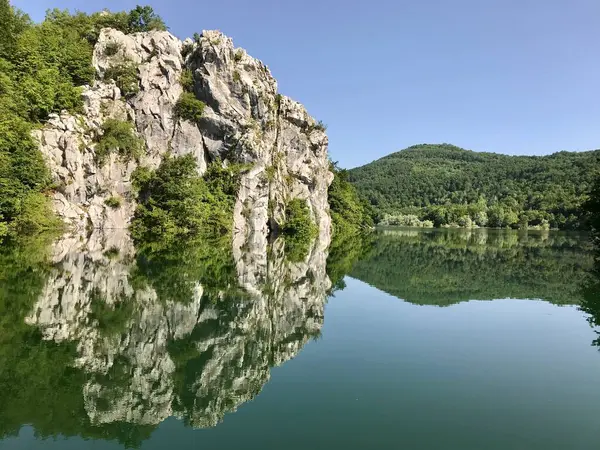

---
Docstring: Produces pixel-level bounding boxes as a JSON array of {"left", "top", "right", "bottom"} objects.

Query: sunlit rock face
[
  {"left": 26, "top": 232, "right": 330, "bottom": 428},
  {"left": 34, "top": 28, "right": 332, "bottom": 248}
]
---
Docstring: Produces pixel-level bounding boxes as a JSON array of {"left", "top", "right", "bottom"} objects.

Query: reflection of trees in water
[
  {"left": 580, "top": 251, "right": 600, "bottom": 348},
  {"left": 2, "top": 227, "right": 595, "bottom": 447},
  {"left": 351, "top": 228, "right": 592, "bottom": 306},
  {"left": 0, "top": 230, "right": 330, "bottom": 447}
]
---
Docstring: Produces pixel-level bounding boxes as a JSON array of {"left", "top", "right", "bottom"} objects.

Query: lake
[{"left": 1, "top": 227, "right": 600, "bottom": 449}]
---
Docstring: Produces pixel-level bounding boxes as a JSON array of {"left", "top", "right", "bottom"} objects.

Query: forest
[{"left": 348, "top": 143, "right": 600, "bottom": 230}]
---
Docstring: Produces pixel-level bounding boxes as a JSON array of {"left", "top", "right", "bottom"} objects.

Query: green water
[{"left": 1, "top": 228, "right": 600, "bottom": 449}]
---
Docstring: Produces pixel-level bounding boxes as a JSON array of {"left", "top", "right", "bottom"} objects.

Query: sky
[{"left": 12, "top": 0, "right": 600, "bottom": 168}]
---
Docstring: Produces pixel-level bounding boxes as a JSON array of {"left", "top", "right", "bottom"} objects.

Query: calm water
[{"left": 1, "top": 228, "right": 600, "bottom": 449}]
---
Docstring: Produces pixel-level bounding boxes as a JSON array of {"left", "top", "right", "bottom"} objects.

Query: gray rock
[{"left": 35, "top": 28, "right": 332, "bottom": 248}]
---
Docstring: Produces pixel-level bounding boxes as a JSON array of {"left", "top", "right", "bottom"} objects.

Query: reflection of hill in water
[
  {"left": 350, "top": 228, "right": 592, "bottom": 306},
  {"left": 0, "top": 231, "right": 330, "bottom": 447}
]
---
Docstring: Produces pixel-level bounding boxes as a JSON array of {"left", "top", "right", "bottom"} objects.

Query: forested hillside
[{"left": 348, "top": 144, "right": 600, "bottom": 229}]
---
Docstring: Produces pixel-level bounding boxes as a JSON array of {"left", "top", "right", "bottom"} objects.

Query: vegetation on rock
[
  {"left": 104, "top": 196, "right": 122, "bottom": 209},
  {"left": 0, "top": 1, "right": 165, "bottom": 239},
  {"left": 281, "top": 198, "right": 318, "bottom": 262},
  {"left": 328, "top": 162, "right": 374, "bottom": 236},
  {"left": 95, "top": 118, "right": 143, "bottom": 164},
  {"left": 131, "top": 155, "right": 244, "bottom": 247},
  {"left": 103, "top": 59, "right": 139, "bottom": 97},
  {"left": 349, "top": 144, "right": 600, "bottom": 230},
  {"left": 174, "top": 92, "right": 206, "bottom": 124},
  {"left": 179, "top": 68, "right": 194, "bottom": 92}
]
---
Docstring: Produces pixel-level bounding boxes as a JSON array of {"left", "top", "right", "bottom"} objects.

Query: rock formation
[{"left": 33, "top": 28, "right": 333, "bottom": 250}]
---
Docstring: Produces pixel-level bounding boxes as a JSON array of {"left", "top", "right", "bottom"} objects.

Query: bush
[
  {"left": 104, "top": 60, "right": 139, "bottom": 97},
  {"left": 103, "top": 41, "right": 121, "bottom": 57},
  {"left": 103, "top": 246, "right": 120, "bottom": 258},
  {"left": 283, "top": 199, "right": 317, "bottom": 238},
  {"left": 174, "top": 92, "right": 205, "bottom": 124},
  {"left": 179, "top": 68, "right": 194, "bottom": 92},
  {"left": 126, "top": 5, "right": 167, "bottom": 33},
  {"left": 281, "top": 198, "right": 318, "bottom": 261},
  {"left": 10, "top": 192, "right": 62, "bottom": 235},
  {"left": 313, "top": 120, "right": 327, "bottom": 131},
  {"left": 95, "top": 118, "right": 143, "bottom": 164},
  {"left": 131, "top": 165, "right": 153, "bottom": 192},
  {"left": 131, "top": 155, "right": 243, "bottom": 245},
  {"left": 104, "top": 196, "right": 122, "bottom": 209}
]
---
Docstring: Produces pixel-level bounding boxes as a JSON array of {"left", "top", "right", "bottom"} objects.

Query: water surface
[{"left": 1, "top": 228, "right": 599, "bottom": 449}]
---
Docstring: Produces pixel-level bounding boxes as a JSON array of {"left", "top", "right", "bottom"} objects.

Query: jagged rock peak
[{"left": 34, "top": 27, "right": 333, "bottom": 251}]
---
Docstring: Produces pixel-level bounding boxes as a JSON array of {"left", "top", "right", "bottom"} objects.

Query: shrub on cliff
[
  {"left": 281, "top": 199, "right": 318, "bottom": 262},
  {"left": 95, "top": 118, "right": 143, "bottom": 164},
  {"left": 131, "top": 155, "right": 244, "bottom": 246},
  {"left": 174, "top": 92, "right": 206, "bottom": 124},
  {"left": 104, "top": 60, "right": 139, "bottom": 97}
]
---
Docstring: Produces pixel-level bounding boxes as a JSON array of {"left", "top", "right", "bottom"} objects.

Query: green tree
[
  {"left": 328, "top": 161, "right": 374, "bottom": 236},
  {"left": 131, "top": 155, "right": 243, "bottom": 246},
  {"left": 127, "top": 6, "right": 167, "bottom": 33}
]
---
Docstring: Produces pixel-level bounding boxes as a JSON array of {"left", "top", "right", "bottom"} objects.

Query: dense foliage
[
  {"left": 281, "top": 198, "right": 318, "bottom": 262},
  {"left": 327, "top": 162, "right": 375, "bottom": 236},
  {"left": 0, "top": 2, "right": 165, "bottom": 240},
  {"left": 174, "top": 92, "right": 206, "bottom": 124},
  {"left": 95, "top": 118, "right": 143, "bottom": 164},
  {"left": 131, "top": 155, "right": 244, "bottom": 247},
  {"left": 349, "top": 144, "right": 600, "bottom": 230}
]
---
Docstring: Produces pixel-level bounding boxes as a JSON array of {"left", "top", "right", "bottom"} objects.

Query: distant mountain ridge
[{"left": 348, "top": 143, "right": 600, "bottom": 229}]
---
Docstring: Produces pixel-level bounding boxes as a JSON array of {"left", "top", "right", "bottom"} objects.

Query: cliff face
[{"left": 34, "top": 29, "right": 332, "bottom": 247}]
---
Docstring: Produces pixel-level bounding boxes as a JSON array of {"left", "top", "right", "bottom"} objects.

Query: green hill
[{"left": 348, "top": 144, "right": 600, "bottom": 229}]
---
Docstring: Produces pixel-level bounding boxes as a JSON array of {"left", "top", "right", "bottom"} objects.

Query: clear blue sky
[{"left": 13, "top": 0, "right": 600, "bottom": 168}]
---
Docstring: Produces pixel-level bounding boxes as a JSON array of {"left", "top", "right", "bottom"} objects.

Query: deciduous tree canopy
[{"left": 349, "top": 144, "right": 600, "bottom": 230}]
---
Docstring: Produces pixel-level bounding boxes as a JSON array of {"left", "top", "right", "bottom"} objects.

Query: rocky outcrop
[
  {"left": 34, "top": 28, "right": 332, "bottom": 249},
  {"left": 25, "top": 232, "right": 329, "bottom": 429}
]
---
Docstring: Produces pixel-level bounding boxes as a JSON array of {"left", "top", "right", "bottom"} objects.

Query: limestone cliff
[{"left": 34, "top": 29, "right": 333, "bottom": 249}]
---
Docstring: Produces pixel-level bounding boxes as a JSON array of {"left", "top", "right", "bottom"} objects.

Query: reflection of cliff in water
[
  {"left": 351, "top": 228, "right": 592, "bottom": 306},
  {"left": 1, "top": 230, "right": 329, "bottom": 445}
]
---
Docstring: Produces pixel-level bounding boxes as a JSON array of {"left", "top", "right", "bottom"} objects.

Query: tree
[{"left": 127, "top": 6, "right": 167, "bottom": 33}]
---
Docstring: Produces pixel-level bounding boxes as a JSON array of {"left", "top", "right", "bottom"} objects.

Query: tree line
[{"left": 348, "top": 143, "right": 600, "bottom": 230}]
